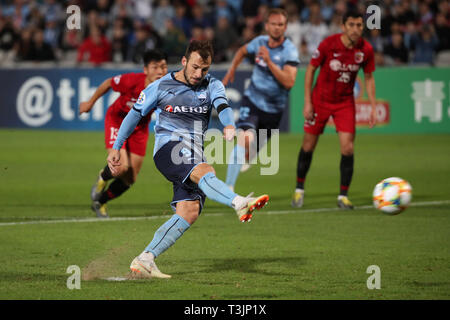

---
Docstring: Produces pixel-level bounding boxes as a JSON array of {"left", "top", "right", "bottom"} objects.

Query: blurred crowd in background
[{"left": 0, "top": 0, "right": 449, "bottom": 67}]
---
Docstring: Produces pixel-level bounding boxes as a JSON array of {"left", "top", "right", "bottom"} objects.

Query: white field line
[{"left": 0, "top": 199, "right": 449, "bottom": 227}]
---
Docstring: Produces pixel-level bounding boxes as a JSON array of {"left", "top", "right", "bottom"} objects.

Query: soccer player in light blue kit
[
  {"left": 107, "top": 40, "right": 269, "bottom": 279},
  {"left": 223, "top": 8, "right": 300, "bottom": 190}
]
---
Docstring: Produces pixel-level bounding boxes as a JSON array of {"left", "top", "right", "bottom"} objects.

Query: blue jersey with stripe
[
  {"left": 133, "top": 72, "right": 229, "bottom": 156},
  {"left": 245, "top": 35, "right": 300, "bottom": 114}
]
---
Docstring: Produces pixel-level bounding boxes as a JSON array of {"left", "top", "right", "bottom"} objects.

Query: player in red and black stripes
[
  {"left": 292, "top": 10, "right": 377, "bottom": 209},
  {"left": 79, "top": 50, "right": 168, "bottom": 218}
]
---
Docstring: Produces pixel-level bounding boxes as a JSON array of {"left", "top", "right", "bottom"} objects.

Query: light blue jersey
[
  {"left": 245, "top": 35, "right": 300, "bottom": 114},
  {"left": 130, "top": 72, "right": 231, "bottom": 156}
]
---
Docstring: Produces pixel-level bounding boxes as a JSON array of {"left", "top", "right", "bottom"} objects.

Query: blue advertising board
[{"left": 0, "top": 68, "right": 290, "bottom": 132}]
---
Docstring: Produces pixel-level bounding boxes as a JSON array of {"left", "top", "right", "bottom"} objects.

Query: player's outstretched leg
[
  {"left": 235, "top": 193, "right": 270, "bottom": 222},
  {"left": 198, "top": 171, "right": 269, "bottom": 222}
]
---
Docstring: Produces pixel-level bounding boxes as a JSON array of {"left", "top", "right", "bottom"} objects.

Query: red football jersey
[
  {"left": 109, "top": 72, "right": 152, "bottom": 128},
  {"left": 310, "top": 33, "right": 375, "bottom": 105}
]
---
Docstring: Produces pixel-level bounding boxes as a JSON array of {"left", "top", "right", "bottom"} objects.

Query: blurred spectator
[
  {"left": 300, "top": 0, "right": 314, "bottom": 22},
  {"left": 172, "top": 3, "right": 192, "bottom": 39},
  {"left": 43, "top": 18, "right": 61, "bottom": 50},
  {"left": 285, "top": 2, "right": 302, "bottom": 50},
  {"left": 227, "top": 0, "right": 242, "bottom": 22},
  {"left": 333, "top": 0, "right": 348, "bottom": 16},
  {"left": 128, "top": 24, "right": 162, "bottom": 63},
  {"left": 61, "top": 28, "right": 83, "bottom": 52},
  {"left": 438, "top": 0, "right": 450, "bottom": 20},
  {"left": 241, "top": 0, "right": 259, "bottom": 19},
  {"left": 204, "top": 26, "right": 214, "bottom": 42},
  {"left": 403, "top": 21, "right": 417, "bottom": 50},
  {"left": 40, "top": 0, "right": 64, "bottom": 20},
  {"left": 253, "top": 3, "right": 269, "bottom": 34},
  {"left": 110, "top": 0, "right": 134, "bottom": 32},
  {"left": 0, "top": 0, "right": 447, "bottom": 66},
  {"left": 380, "top": 3, "right": 396, "bottom": 37},
  {"left": 26, "top": 5, "right": 45, "bottom": 30},
  {"left": 383, "top": 32, "right": 409, "bottom": 64},
  {"left": 28, "top": 28, "right": 55, "bottom": 61},
  {"left": 190, "top": 24, "right": 206, "bottom": 41},
  {"left": 237, "top": 25, "right": 256, "bottom": 48},
  {"left": 0, "top": 17, "right": 18, "bottom": 52},
  {"left": 215, "top": 0, "right": 235, "bottom": 23},
  {"left": 133, "top": 0, "right": 153, "bottom": 21},
  {"left": 393, "top": 0, "right": 417, "bottom": 25},
  {"left": 95, "top": 0, "right": 112, "bottom": 18},
  {"left": 301, "top": 2, "right": 328, "bottom": 56},
  {"left": 213, "top": 16, "right": 238, "bottom": 62},
  {"left": 321, "top": 0, "right": 334, "bottom": 23},
  {"left": 14, "top": 27, "right": 33, "bottom": 61},
  {"left": 328, "top": 13, "right": 342, "bottom": 35},
  {"left": 152, "top": 0, "right": 175, "bottom": 36},
  {"left": 374, "top": 51, "right": 385, "bottom": 66},
  {"left": 418, "top": 2, "right": 434, "bottom": 24},
  {"left": 5, "top": 0, "right": 31, "bottom": 30},
  {"left": 434, "top": 12, "right": 450, "bottom": 51},
  {"left": 298, "top": 40, "right": 311, "bottom": 64},
  {"left": 411, "top": 24, "right": 439, "bottom": 64},
  {"left": 191, "top": 3, "right": 212, "bottom": 29},
  {"left": 162, "top": 18, "right": 187, "bottom": 63},
  {"left": 110, "top": 20, "right": 128, "bottom": 63},
  {"left": 77, "top": 26, "right": 111, "bottom": 65},
  {"left": 367, "top": 28, "right": 385, "bottom": 54}
]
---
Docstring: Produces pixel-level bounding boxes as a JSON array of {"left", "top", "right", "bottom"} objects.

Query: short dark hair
[
  {"left": 185, "top": 40, "right": 214, "bottom": 62},
  {"left": 142, "top": 49, "right": 167, "bottom": 66},
  {"left": 342, "top": 10, "right": 364, "bottom": 24}
]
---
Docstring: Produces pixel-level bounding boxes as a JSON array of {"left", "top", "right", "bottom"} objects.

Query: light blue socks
[
  {"left": 198, "top": 171, "right": 237, "bottom": 207},
  {"left": 225, "top": 145, "right": 246, "bottom": 187},
  {"left": 145, "top": 214, "right": 190, "bottom": 258}
]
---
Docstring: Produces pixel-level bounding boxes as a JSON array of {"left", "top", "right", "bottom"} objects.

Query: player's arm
[
  {"left": 303, "top": 63, "right": 319, "bottom": 121},
  {"left": 218, "top": 104, "right": 235, "bottom": 141},
  {"left": 258, "top": 46, "right": 298, "bottom": 90},
  {"left": 107, "top": 84, "right": 158, "bottom": 173},
  {"left": 79, "top": 78, "right": 112, "bottom": 114},
  {"left": 107, "top": 107, "right": 142, "bottom": 174},
  {"left": 363, "top": 45, "right": 377, "bottom": 128},
  {"left": 364, "top": 72, "right": 377, "bottom": 128},
  {"left": 211, "top": 79, "right": 235, "bottom": 141},
  {"left": 222, "top": 44, "right": 248, "bottom": 86}
]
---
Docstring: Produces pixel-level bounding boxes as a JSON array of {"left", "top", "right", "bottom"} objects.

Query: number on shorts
[{"left": 110, "top": 127, "right": 118, "bottom": 141}]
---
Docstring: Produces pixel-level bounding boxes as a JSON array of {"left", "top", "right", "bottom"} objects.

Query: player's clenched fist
[
  {"left": 79, "top": 101, "right": 94, "bottom": 114},
  {"left": 107, "top": 149, "right": 121, "bottom": 175},
  {"left": 257, "top": 46, "right": 270, "bottom": 63},
  {"left": 222, "top": 69, "right": 235, "bottom": 86},
  {"left": 303, "top": 100, "right": 314, "bottom": 121},
  {"left": 223, "top": 125, "right": 235, "bottom": 141}
]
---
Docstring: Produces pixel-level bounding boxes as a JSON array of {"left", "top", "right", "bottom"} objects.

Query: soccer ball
[{"left": 372, "top": 177, "right": 412, "bottom": 215}]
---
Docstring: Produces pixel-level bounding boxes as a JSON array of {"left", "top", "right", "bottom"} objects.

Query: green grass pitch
[{"left": 0, "top": 129, "right": 449, "bottom": 299}]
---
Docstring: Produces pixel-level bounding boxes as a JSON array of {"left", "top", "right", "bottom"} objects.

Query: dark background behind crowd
[{"left": 0, "top": 0, "right": 449, "bottom": 67}]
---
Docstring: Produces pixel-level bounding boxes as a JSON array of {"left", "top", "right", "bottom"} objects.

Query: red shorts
[
  {"left": 104, "top": 107, "right": 149, "bottom": 156},
  {"left": 303, "top": 100, "right": 355, "bottom": 135}
]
